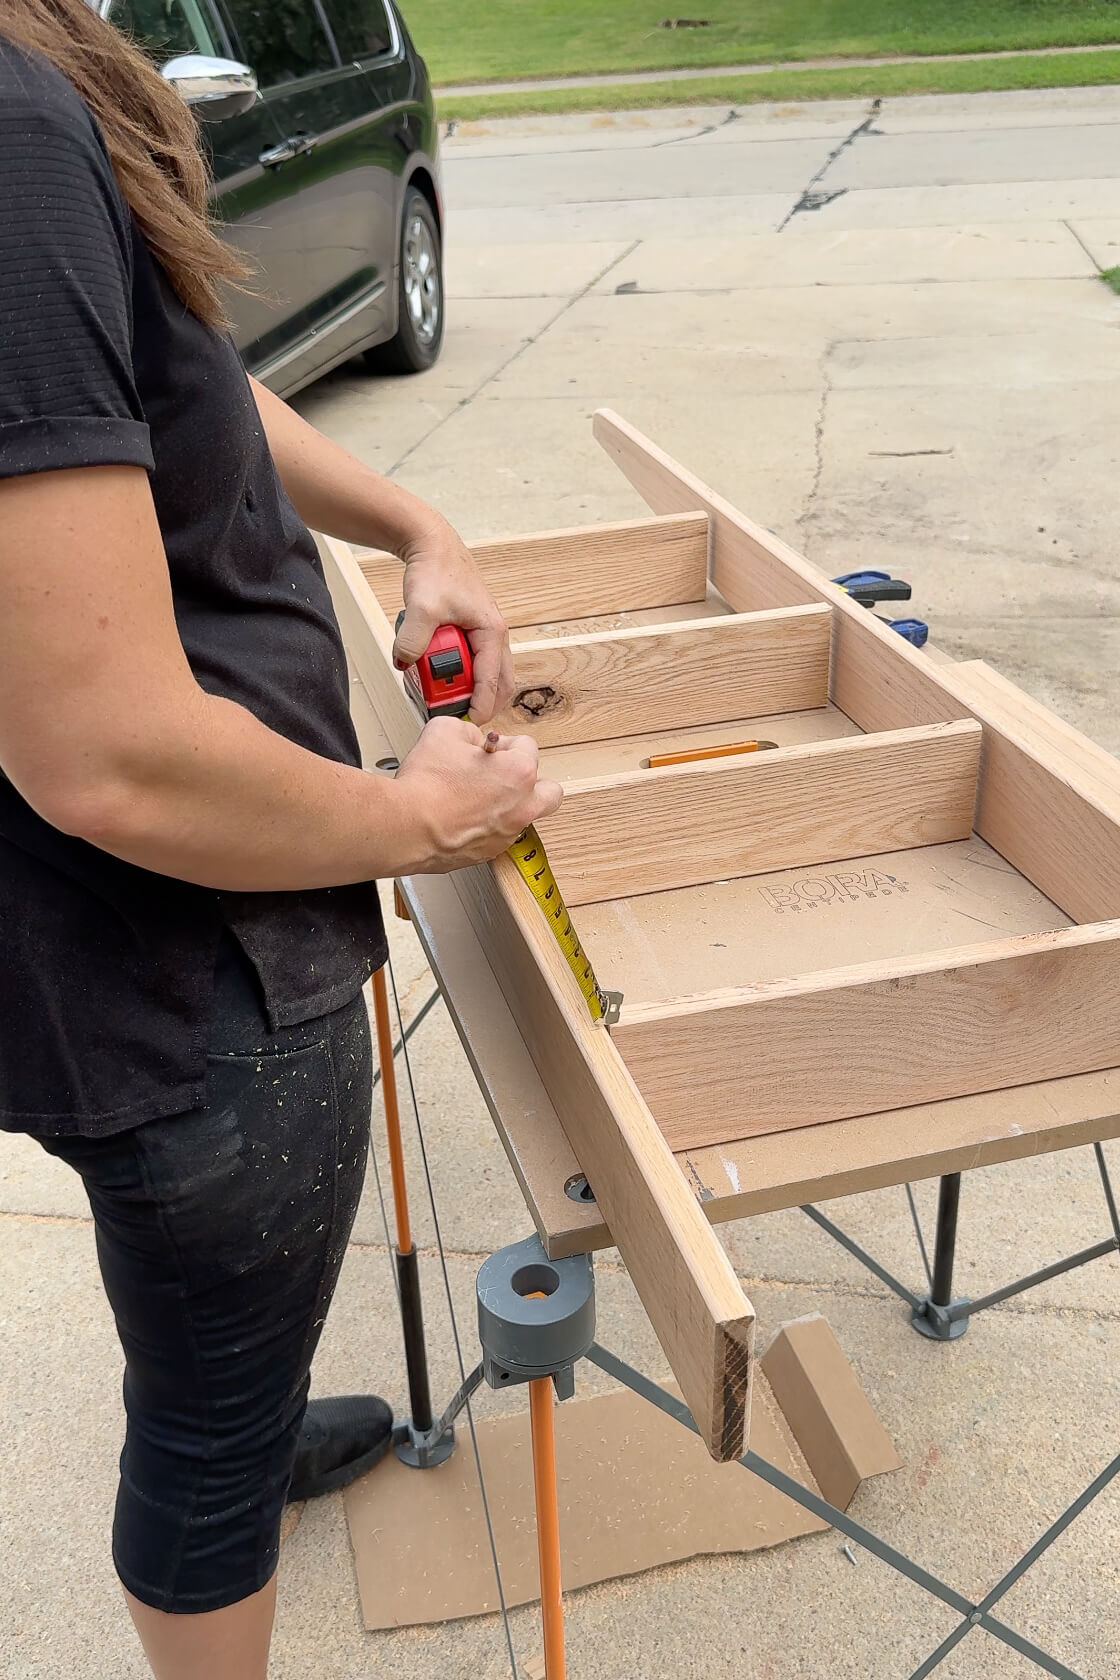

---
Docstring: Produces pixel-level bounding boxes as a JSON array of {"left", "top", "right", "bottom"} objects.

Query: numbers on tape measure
[{"left": 508, "top": 826, "right": 622, "bottom": 1025}]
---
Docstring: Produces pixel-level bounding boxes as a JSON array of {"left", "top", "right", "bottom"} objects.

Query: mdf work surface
[{"left": 323, "top": 409, "right": 1120, "bottom": 1460}]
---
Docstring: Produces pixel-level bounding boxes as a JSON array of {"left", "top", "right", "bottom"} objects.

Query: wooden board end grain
[
  {"left": 357, "top": 511, "right": 710, "bottom": 631},
  {"left": 538, "top": 719, "right": 982, "bottom": 906},
  {"left": 615, "top": 921, "right": 1120, "bottom": 1147},
  {"left": 496, "top": 603, "right": 831, "bottom": 748}
]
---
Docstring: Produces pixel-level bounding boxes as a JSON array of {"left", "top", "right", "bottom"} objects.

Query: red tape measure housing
[{"left": 400, "top": 622, "right": 475, "bottom": 719}]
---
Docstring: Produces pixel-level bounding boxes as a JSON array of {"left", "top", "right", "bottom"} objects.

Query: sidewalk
[{"left": 436, "top": 39, "right": 1120, "bottom": 100}]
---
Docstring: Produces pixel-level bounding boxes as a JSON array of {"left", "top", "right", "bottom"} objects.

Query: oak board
[
  {"left": 358, "top": 511, "right": 710, "bottom": 631},
  {"left": 538, "top": 721, "right": 982, "bottom": 906},
  {"left": 498, "top": 605, "right": 830, "bottom": 747}
]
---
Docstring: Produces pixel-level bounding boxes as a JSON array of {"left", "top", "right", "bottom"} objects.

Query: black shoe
[{"left": 287, "top": 1394, "right": 394, "bottom": 1502}]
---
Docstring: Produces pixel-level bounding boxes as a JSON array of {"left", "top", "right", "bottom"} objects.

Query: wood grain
[
  {"left": 592, "top": 408, "right": 1120, "bottom": 923},
  {"left": 943, "top": 666, "right": 1120, "bottom": 926},
  {"left": 950, "top": 662, "right": 1120, "bottom": 799},
  {"left": 682, "top": 1069, "right": 1120, "bottom": 1223},
  {"left": 456, "top": 854, "right": 755, "bottom": 1461},
  {"left": 322, "top": 529, "right": 754, "bottom": 1461},
  {"left": 539, "top": 702, "right": 863, "bottom": 781},
  {"left": 495, "top": 604, "right": 830, "bottom": 748},
  {"left": 537, "top": 720, "right": 982, "bottom": 907},
  {"left": 319, "top": 532, "right": 419, "bottom": 760},
  {"left": 390, "top": 864, "right": 1120, "bottom": 1255},
  {"left": 614, "top": 921, "right": 1120, "bottom": 1146},
  {"left": 357, "top": 512, "right": 710, "bottom": 631}
]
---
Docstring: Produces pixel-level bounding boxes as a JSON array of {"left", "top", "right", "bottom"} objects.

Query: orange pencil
[{"left": 647, "top": 739, "right": 776, "bottom": 769}]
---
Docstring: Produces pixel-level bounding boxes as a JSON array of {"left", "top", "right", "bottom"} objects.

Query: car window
[
  {"left": 320, "top": 0, "right": 394, "bottom": 63},
  {"left": 110, "top": 0, "right": 217, "bottom": 63},
  {"left": 219, "top": 0, "right": 336, "bottom": 86}
]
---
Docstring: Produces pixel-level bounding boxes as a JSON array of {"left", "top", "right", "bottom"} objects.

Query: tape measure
[
  {"left": 507, "top": 826, "right": 623, "bottom": 1026},
  {"left": 398, "top": 619, "right": 622, "bottom": 1026}
]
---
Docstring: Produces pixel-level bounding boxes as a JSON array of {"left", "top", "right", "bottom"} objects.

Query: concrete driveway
[
  {"left": 301, "top": 84, "right": 1120, "bottom": 751},
  {"left": 4, "top": 88, "right": 1120, "bottom": 1680}
]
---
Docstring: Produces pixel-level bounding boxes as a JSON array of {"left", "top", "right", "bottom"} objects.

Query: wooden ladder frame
[{"left": 321, "top": 409, "right": 1120, "bottom": 1463}]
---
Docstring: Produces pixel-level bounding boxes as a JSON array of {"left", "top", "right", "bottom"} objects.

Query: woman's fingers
[{"left": 467, "top": 620, "right": 514, "bottom": 724}]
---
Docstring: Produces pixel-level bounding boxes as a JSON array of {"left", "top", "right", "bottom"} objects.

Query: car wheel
[{"left": 365, "top": 187, "right": 444, "bottom": 375}]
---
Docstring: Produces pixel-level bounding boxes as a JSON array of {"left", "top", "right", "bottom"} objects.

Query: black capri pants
[{"left": 39, "top": 936, "right": 372, "bottom": 1613}]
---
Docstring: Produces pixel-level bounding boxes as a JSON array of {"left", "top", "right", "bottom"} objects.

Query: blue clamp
[
  {"left": 832, "top": 571, "right": 927, "bottom": 646},
  {"left": 881, "top": 616, "right": 929, "bottom": 648},
  {"left": 832, "top": 569, "right": 913, "bottom": 606}
]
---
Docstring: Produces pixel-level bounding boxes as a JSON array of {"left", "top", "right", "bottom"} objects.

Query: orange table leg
[
  {"left": 529, "top": 1376, "right": 566, "bottom": 1680},
  {"left": 371, "top": 964, "right": 412, "bottom": 1255}
]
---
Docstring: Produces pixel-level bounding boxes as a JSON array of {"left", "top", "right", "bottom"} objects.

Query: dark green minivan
[{"left": 99, "top": 0, "right": 444, "bottom": 395}]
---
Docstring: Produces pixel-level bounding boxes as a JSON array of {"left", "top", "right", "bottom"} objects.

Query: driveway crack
[
  {"left": 652, "top": 106, "right": 743, "bottom": 148},
  {"left": 778, "top": 97, "right": 882, "bottom": 232},
  {"left": 388, "top": 240, "right": 641, "bottom": 477},
  {"left": 1063, "top": 216, "right": 1104, "bottom": 271},
  {"left": 801, "top": 341, "right": 836, "bottom": 554}
]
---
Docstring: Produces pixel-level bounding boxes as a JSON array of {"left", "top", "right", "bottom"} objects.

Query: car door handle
[{"left": 258, "top": 134, "right": 316, "bottom": 168}]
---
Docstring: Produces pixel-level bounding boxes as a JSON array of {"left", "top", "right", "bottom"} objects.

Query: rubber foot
[
  {"left": 394, "top": 1421, "right": 457, "bottom": 1469},
  {"left": 910, "top": 1298, "right": 970, "bottom": 1341}
]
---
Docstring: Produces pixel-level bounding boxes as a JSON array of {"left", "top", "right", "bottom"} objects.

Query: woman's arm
[
  {"left": 250, "top": 377, "right": 513, "bottom": 724},
  {"left": 0, "top": 465, "right": 560, "bottom": 891}
]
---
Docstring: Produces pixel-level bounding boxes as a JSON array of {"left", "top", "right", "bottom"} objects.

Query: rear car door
[{"left": 216, "top": 0, "right": 395, "bottom": 351}]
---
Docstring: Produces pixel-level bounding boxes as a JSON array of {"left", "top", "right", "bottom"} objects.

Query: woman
[{"left": 0, "top": 3, "right": 562, "bottom": 1675}]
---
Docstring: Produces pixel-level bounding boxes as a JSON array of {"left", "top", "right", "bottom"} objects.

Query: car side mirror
[{"left": 161, "top": 55, "right": 258, "bottom": 123}]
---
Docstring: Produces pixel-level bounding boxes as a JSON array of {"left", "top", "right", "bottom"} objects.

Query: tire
[{"left": 364, "top": 186, "right": 444, "bottom": 375}]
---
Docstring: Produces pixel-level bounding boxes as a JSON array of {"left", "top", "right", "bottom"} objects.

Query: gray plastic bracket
[{"left": 476, "top": 1233, "right": 595, "bottom": 1400}]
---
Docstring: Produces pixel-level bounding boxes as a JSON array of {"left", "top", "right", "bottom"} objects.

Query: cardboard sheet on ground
[{"left": 343, "top": 1316, "right": 900, "bottom": 1629}]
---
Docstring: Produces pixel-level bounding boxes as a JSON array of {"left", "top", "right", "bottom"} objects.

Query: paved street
[{"left": 5, "top": 87, "right": 1120, "bottom": 1680}]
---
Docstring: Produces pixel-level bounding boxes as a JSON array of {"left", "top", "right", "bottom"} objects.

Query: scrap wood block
[{"left": 761, "top": 1314, "right": 902, "bottom": 1510}]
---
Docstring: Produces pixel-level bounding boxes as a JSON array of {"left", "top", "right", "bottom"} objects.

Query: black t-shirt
[{"left": 0, "top": 43, "right": 386, "bottom": 1136}]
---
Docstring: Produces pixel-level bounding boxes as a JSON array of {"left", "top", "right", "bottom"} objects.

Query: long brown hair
[{"left": 0, "top": 0, "right": 247, "bottom": 326}]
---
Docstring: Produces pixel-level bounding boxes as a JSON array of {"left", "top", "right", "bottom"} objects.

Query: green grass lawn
[
  {"left": 436, "top": 46, "right": 1120, "bottom": 121},
  {"left": 409, "top": 0, "right": 1120, "bottom": 86}
]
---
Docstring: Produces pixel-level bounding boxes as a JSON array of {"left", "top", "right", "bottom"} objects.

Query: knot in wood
[{"left": 513, "top": 686, "right": 561, "bottom": 719}]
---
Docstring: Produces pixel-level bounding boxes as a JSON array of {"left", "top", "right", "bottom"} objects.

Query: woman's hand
[
  {"left": 393, "top": 516, "right": 514, "bottom": 725},
  {"left": 392, "top": 716, "right": 563, "bottom": 870},
  {"left": 247, "top": 382, "right": 512, "bottom": 723}
]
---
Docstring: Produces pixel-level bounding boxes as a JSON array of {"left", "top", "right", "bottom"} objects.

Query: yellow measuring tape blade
[{"left": 507, "top": 826, "right": 622, "bottom": 1025}]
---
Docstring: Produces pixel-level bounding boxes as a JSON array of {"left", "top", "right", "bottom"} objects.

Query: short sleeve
[{"left": 0, "top": 50, "right": 154, "bottom": 480}]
